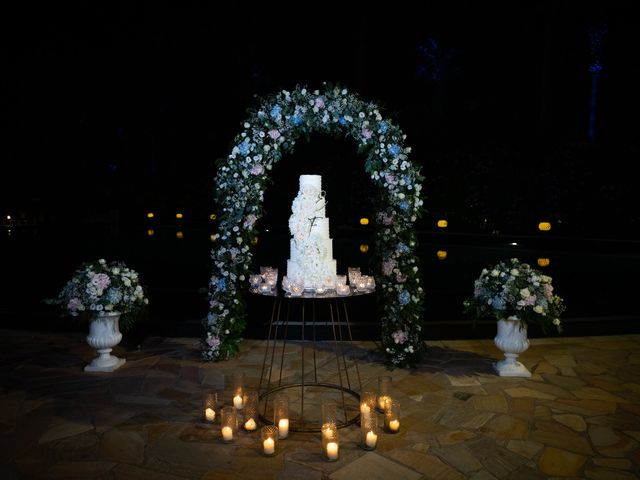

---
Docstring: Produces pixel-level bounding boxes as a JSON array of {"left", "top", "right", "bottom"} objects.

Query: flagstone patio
[{"left": 1, "top": 329, "right": 639, "bottom": 479}]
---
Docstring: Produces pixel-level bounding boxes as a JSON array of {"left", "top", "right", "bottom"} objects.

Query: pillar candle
[
  {"left": 263, "top": 437, "right": 275, "bottom": 455},
  {"left": 221, "top": 426, "right": 233, "bottom": 442},
  {"left": 278, "top": 418, "right": 289, "bottom": 439},
  {"left": 366, "top": 430, "right": 378, "bottom": 448},
  {"left": 205, "top": 407, "right": 215, "bottom": 422},
  {"left": 326, "top": 441, "right": 339, "bottom": 460}
]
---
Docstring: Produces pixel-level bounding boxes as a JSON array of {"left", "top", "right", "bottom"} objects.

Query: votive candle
[
  {"left": 221, "top": 426, "right": 233, "bottom": 442},
  {"left": 244, "top": 418, "right": 257, "bottom": 431},
  {"left": 326, "top": 441, "right": 339, "bottom": 461},
  {"left": 261, "top": 425, "right": 278, "bottom": 457},
  {"left": 278, "top": 418, "right": 289, "bottom": 439},
  {"left": 263, "top": 436, "right": 275, "bottom": 455},
  {"left": 205, "top": 407, "right": 216, "bottom": 422},
  {"left": 366, "top": 430, "right": 378, "bottom": 448},
  {"left": 377, "top": 395, "right": 391, "bottom": 411}
]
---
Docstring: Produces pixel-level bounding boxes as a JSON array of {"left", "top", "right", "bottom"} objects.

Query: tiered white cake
[{"left": 286, "top": 175, "right": 337, "bottom": 289}]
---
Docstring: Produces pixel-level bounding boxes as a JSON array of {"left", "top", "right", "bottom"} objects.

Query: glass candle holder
[
  {"left": 265, "top": 269, "right": 278, "bottom": 287},
  {"left": 289, "top": 284, "right": 303, "bottom": 296},
  {"left": 384, "top": 400, "right": 401, "bottom": 434},
  {"left": 322, "top": 401, "right": 338, "bottom": 426},
  {"left": 322, "top": 422, "right": 339, "bottom": 462},
  {"left": 261, "top": 425, "right": 278, "bottom": 456},
  {"left": 202, "top": 391, "right": 219, "bottom": 423},
  {"left": 365, "top": 276, "right": 376, "bottom": 290},
  {"left": 360, "top": 410, "right": 379, "bottom": 450},
  {"left": 281, "top": 276, "right": 291, "bottom": 292},
  {"left": 220, "top": 406, "right": 237, "bottom": 443},
  {"left": 232, "top": 372, "right": 245, "bottom": 410},
  {"left": 356, "top": 275, "right": 369, "bottom": 291},
  {"left": 249, "top": 274, "right": 262, "bottom": 288},
  {"left": 336, "top": 284, "right": 350, "bottom": 296},
  {"left": 377, "top": 376, "right": 392, "bottom": 412},
  {"left": 360, "top": 391, "right": 376, "bottom": 425},
  {"left": 243, "top": 390, "right": 258, "bottom": 431},
  {"left": 259, "top": 283, "right": 272, "bottom": 294},
  {"left": 348, "top": 267, "right": 361, "bottom": 285},
  {"left": 274, "top": 394, "right": 290, "bottom": 439},
  {"left": 335, "top": 275, "right": 347, "bottom": 286},
  {"left": 315, "top": 286, "right": 327, "bottom": 295}
]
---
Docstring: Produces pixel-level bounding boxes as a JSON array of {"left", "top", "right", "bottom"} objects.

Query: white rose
[
  {"left": 520, "top": 288, "right": 531, "bottom": 298},
  {"left": 533, "top": 305, "right": 544, "bottom": 314},
  {"left": 510, "top": 269, "right": 519, "bottom": 276},
  {"left": 491, "top": 270, "right": 499, "bottom": 277}
]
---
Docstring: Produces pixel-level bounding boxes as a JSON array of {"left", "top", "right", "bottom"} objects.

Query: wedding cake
[{"left": 286, "top": 175, "right": 337, "bottom": 290}]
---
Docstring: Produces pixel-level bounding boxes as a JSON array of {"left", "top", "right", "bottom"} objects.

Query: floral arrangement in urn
[
  {"left": 463, "top": 258, "right": 565, "bottom": 333},
  {"left": 49, "top": 259, "right": 148, "bottom": 330}
]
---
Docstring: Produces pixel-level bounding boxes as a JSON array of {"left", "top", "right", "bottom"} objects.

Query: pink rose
[
  {"left": 91, "top": 273, "right": 111, "bottom": 290},
  {"left": 207, "top": 335, "right": 221, "bottom": 349},
  {"left": 381, "top": 213, "right": 394, "bottom": 225},
  {"left": 382, "top": 259, "right": 397, "bottom": 276},
  {"left": 392, "top": 330, "right": 409, "bottom": 344},
  {"left": 250, "top": 164, "right": 264, "bottom": 175},
  {"left": 67, "top": 298, "right": 82, "bottom": 311},
  {"left": 361, "top": 127, "right": 372, "bottom": 139},
  {"left": 384, "top": 173, "right": 396, "bottom": 184},
  {"left": 268, "top": 129, "right": 281, "bottom": 140},
  {"left": 314, "top": 97, "right": 325, "bottom": 109}
]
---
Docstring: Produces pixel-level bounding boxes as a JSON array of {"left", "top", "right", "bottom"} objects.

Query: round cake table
[{"left": 250, "top": 286, "right": 375, "bottom": 432}]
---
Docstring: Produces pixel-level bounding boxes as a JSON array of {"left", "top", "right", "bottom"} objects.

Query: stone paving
[{"left": 1, "top": 329, "right": 640, "bottom": 479}]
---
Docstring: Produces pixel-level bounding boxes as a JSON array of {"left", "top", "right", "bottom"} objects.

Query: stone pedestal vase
[
  {"left": 493, "top": 316, "right": 531, "bottom": 377},
  {"left": 84, "top": 311, "right": 126, "bottom": 372}
]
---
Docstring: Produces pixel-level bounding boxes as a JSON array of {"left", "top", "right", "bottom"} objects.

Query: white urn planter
[
  {"left": 493, "top": 316, "right": 531, "bottom": 377},
  {"left": 84, "top": 311, "right": 126, "bottom": 372}
]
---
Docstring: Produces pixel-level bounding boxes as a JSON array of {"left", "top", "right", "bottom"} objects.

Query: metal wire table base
[{"left": 257, "top": 295, "right": 365, "bottom": 433}]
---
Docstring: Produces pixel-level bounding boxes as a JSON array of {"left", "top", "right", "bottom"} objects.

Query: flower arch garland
[{"left": 205, "top": 85, "right": 425, "bottom": 367}]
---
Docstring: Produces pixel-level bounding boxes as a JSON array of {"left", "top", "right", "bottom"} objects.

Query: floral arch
[{"left": 205, "top": 85, "right": 425, "bottom": 367}]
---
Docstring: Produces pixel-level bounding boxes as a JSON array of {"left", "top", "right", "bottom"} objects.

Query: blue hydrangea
[
  {"left": 388, "top": 144, "right": 401, "bottom": 157},
  {"left": 378, "top": 121, "right": 388, "bottom": 134},
  {"left": 399, "top": 290, "right": 411, "bottom": 305},
  {"left": 399, "top": 201, "right": 409, "bottom": 211},
  {"left": 491, "top": 296, "right": 506, "bottom": 310},
  {"left": 237, "top": 141, "right": 250, "bottom": 156},
  {"left": 207, "top": 312, "right": 217, "bottom": 325},
  {"left": 215, "top": 277, "right": 227, "bottom": 291},
  {"left": 105, "top": 288, "right": 123, "bottom": 305},
  {"left": 270, "top": 104, "right": 282, "bottom": 118},
  {"left": 397, "top": 242, "right": 409, "bottom": 253},
  {"left": 338, "top": 116, "right": 347, "bottom": 125},
  {"left": 290, "top": 114, "right": 303, "bottom": 126}
]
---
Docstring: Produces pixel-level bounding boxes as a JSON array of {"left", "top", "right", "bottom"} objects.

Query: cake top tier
[{"left": 299, "top": 175, "right": 322, "bottom": 191}]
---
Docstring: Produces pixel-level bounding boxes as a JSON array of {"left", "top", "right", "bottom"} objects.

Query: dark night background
[{"left": 1, "top": 2, "right": 639, "bottom": 339}]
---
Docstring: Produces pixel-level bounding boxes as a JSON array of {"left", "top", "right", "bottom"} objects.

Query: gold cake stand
[{"left": 250, "top": 286, "right": 374, "bottom": 432}]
